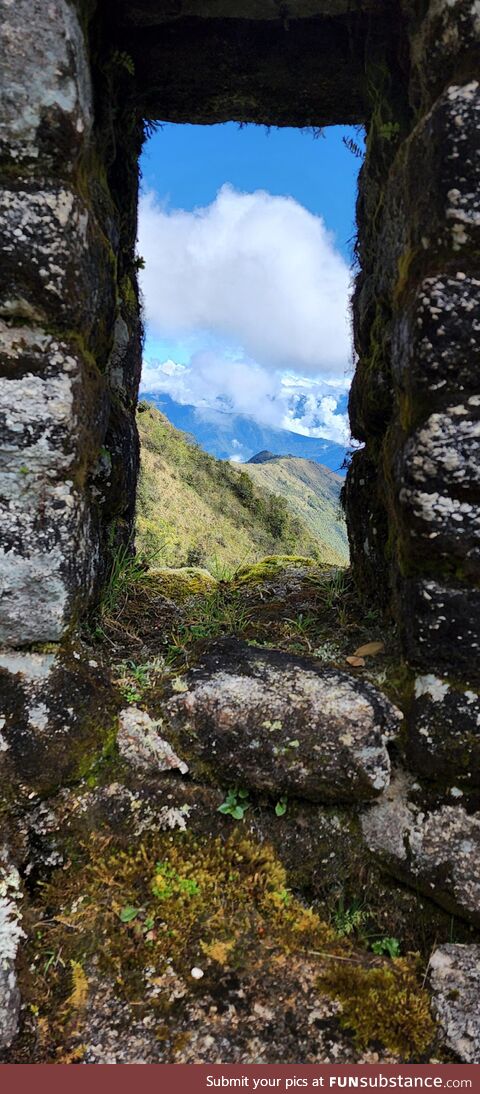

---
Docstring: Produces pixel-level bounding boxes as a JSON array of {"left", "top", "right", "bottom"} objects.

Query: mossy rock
[
  {"left": 15, "top": 821, "right": 437, "bottom": 1062},
  {"left": 144, "top": 567, "right": 218, "bottom": 603},
  {"left": 234, "top": 554, "right": 318, "bottom": 586}
]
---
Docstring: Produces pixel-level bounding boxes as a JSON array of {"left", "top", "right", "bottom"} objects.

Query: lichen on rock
[{"left": 166, "top": 638, "right": 400, "bottom": 803}]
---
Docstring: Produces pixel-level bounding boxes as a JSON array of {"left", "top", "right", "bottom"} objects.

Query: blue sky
[{"left": 138, "top": 123, "right": 363, "bottom": 447}]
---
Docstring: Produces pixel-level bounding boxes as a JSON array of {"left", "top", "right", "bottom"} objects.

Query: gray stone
[
  {"left": 166, "top": 640, "right": 400, "bottom": 803},
  {"left": 0, "top": 0, "right": 92, "bottom": 171},
  {"left": 407, "top": 674, "right": 480, "bottom": 784},
  {"left": 393, "top": 275, "right": 480, "bottom": 401},
  {"left": 361, "top": 773, "right": 480, "bottom": 926},
  {"left": 397, "top": 400, "right": 480, "bottom": 566},
  {"left": 0, "top": 643, "right": 118, "bottom": 794},
  {"left": 402, "top": 579, "right": 480, "bottom": 683},
  {"left": 0, "top": 188, "right": 114, "bottom": 339},
  {"left": 430, "top": 944, "right": 480, "bottom": 1064},
  {"left": 0, "top": 326, "right": 107, "bottom": 644},
  {"left": 0, "top": 856, "right": 24, "bottom": 1050},
  {"left": 118, "top": 707, "right": 189, "bottom": 775}
]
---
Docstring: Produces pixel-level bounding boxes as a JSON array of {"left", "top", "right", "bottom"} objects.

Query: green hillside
[
  {"left": 243, "top": 453, "right": 349, "bottom": 564},
  {"left": 135, "top": 402, "right": 346, "bottom": 571}
]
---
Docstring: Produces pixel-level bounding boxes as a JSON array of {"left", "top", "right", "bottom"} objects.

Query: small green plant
[
  {"left": 371, "top": 937, "right": 401, "bottom": 958},
  {"left": 110, "top": 49, "right": 135, "bottom": 75},
  {"left": 275, "top": 796, "right": 288, "bottom": 817},
  {"left": 333, "top": 898, "right": 366, "bottom": 937},
  {"left": 119, "top": 905, "right": 140, "bottom": 923},
  {"left": 116, "top": 658, "right": 164, "bottom": 704},
  {"left": 218, "top": 788, "right": 250, "bottom": 821},
  {"left": 152, "top": 862, "right": 200, "bottom": 900},
  {"left": 378, "top": 121, "right": 400, "bottom": 141},
  {"left": 99, "top": 543, "right": 150, "bottom": 621}
]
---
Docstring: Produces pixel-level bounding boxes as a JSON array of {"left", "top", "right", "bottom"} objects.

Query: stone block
[
  {"left": 0, "top": 644, "right": 118, "bottom": 795},
  {"left": 402, "top": 578, "right": 480, "bottom": 682},
  {"left": 376, "top": 80, "right": 480, "bottom": 301},
  {"left": 361, "top": 772, "right": 480, "bottom": 926},
  {"left": 0, "top": 0, "right": 92, "bottom": 172},
  {"left": 407, "top": 674, "right": 480, "bottom": 785},
  {"left": 0, "top": 188, "right": 115, "bottom": 345},
  {"left": 166, "top": 638, "right": 401, "bottom": 803},
  {"left": 430, "top": 944, "right": 480, "bottom": 1064},
  {"left": 0, "top": 329, "right": 108, "bottom": 643},
  {"left": 392, "top": 274, "right": 480, "bottom": 401},
  {"left": 410, "top": 0, "right": 480, "bottom": 112},
  {"left": 0, "top": 856, "right": 23, "bottom": 1051},
  {"left": 397, "top": 401, "right": 480, "bottom": 569}
]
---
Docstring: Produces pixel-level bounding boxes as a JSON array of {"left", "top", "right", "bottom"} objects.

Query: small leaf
[
  {"left": 218, "top": 803, "right": 232, "bottom": 814},
  {"left": 353, "top": 641, "right": 385, "bottom": 657},
  {"left": 238, "top": 788, "right": 249, "bottom": 799},
  {"left": 275, "top": 799, "right": 287, "bottom": 817},
  {"left": 119, "top": 905, "right": 140, "bottom": 923},
  {"left": 231, "top": 805, "right": 246, "bottom": 820},
  {"left": 346, "top": 656, "right": 365, "bottom": 668}
]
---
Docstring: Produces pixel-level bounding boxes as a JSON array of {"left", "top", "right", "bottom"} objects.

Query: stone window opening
[{"left": 0, "top": 0, "right": 479, "bottom": 1064}]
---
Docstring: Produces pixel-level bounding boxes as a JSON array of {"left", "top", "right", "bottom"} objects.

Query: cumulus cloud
[
  {"left": 140, "top": 353, "right": 350, "bottom": 445},
  {"left": 138, "top": 185, "right": 352, "bottom": 377}
]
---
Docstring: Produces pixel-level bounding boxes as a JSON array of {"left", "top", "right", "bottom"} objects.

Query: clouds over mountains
[{"left": 138, "top": 185, "right": 353, "bottom": 445}]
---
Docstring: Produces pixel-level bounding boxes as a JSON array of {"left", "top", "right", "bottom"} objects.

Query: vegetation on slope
[
  {"left": 243, "top": 453, "right": 348, "bottom": 563},
  {"left": 136, "top": 402, "right": 345, "bottom": 572}
]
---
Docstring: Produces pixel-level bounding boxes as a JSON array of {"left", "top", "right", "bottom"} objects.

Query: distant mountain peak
[{"left": 247, "top": 450, "right": 279, "bottom": 464}]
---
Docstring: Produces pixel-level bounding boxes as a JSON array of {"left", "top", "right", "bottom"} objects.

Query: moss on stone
[
  {"left": 145, "top": 567, "right": 218, "bottom": 603},
  {"left": 234, "top": 555, "right": 318, "bottom": 586},
  {"left": 22, "top": 829, "right": 337, "bottom": 1051},
  {"left": 319, "top": 957, "right": 436, "bottom": 1057}
]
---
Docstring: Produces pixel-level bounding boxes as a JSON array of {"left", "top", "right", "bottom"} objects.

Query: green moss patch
[{"left": 319, "top": 958, "right": 436, "bottom": 1057}]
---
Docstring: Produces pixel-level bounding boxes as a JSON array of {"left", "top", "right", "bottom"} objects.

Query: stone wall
[
  {"left": 0, "top": 0, "right": 479, "bottom": 1060},
  {"left": 347, "top": 0, "right": 480, "bottom": 801},
  {"left": 0, "top": 0, "right": 142, "bottom": 649}
]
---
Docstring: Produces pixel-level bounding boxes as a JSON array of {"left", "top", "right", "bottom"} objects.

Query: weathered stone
[
  {"left": 402, "top": 579, "right": 480, "bottom": 682},
  {"left": 166, "top": 640, "right": 399, "bottom": 803},
  {"left": 361, "top": 773, "right": 480, "bottom": 925},
  {"left": 407, "top": 675, "right": 480, "bottom": 784},
  {"left": 0, "top": 645, "right": 118, "bottom": 795},
  {"left": 0, "top": 324, "right": 109, "bottom": 644},
  {"left": 0, "top": 856, "right": 24, "bottom": 1050},
  {"left": 129, "top": 15, "right": 373, "bottom": 126},
  {"left": 410, "top": 0, "right": 480, "bottom": 113},
  {"left": 118, "top": 707, "right": 188, "bottom": 775},
  {"left": 430, "top": 945, "right": 480, "bottom": 1064},
  {"left": 116, "top": 0, "right": 383, "bottom": 25},
  {"left": 0, "top": 0, "right": 92, "bottom": 171},
  {"left": 343, "top": 448, "right": 390, "bottom": 605},
  {"left": 0, "top": 188, "right": 115, "bottom": 344},
  {"left": 397, "top": 400, "right": 480, "bottom": 569},
  {"left": 393, "top": 275, "right": 480, "bottom": 402}
]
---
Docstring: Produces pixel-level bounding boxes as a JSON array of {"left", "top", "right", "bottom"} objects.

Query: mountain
[
  {"left": 243, "top": 454, "right": 348, "bottom": 564},
  {"left": 136, "top": 402, "right": 347, "bottom": 572},
  {"left": 141, "top": 392, "right": 348, "bottom": 473}
]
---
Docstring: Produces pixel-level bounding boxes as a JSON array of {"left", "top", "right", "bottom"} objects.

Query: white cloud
[
  {"left": 140, "top": 353, "right": 350, "bottom": 445},
  {"left": 138, "top": 185, "right": 352, "bottom": 377}
]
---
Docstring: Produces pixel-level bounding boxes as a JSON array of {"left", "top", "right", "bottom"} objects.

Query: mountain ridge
[
  {"left": 243, "top": 452, "right": 348, "bottom": 563},
  {"left": 141, "top": 391, "right": 349, "bottom": 473},
  {"left": 136, "top": 402, "right": 347, "bottom": 571}
]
